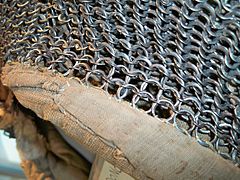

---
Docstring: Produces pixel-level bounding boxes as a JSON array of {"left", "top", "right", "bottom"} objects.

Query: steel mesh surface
[{"left": 0, "top": 0, "right": 240, "bottom": 166}]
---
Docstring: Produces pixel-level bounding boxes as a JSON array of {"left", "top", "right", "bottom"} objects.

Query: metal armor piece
[{"left": 0, "top": 0, "right": 240, "bottom": 166}]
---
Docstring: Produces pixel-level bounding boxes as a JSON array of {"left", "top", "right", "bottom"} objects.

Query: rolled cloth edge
[{"left": 1, "top": 64, "right": 240, "bottom": 180}]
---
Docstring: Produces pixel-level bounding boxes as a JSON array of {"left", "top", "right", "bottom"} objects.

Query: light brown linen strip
[{"left": 2, "top": 64, "right": 240, "bottom": 180}]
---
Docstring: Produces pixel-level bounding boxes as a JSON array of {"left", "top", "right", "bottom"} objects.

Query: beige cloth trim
[{"left": 2, "top": 64, "right": 240, "bottom": 180}]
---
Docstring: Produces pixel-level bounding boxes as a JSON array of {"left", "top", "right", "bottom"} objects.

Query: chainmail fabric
[{"left": 0, "top": 0, "right": 240, "bottom": 166}]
